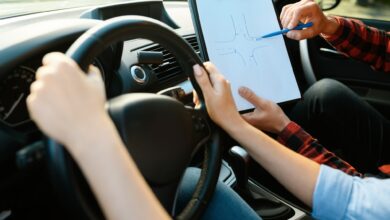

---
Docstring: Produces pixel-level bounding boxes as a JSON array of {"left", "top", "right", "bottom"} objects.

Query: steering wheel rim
[{"left": 46, "top": 16, "right": 222, "bottom": 220}]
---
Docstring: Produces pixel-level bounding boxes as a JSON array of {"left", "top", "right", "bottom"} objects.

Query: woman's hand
[
  {"left": 239, "top": 87, "right": 290, "bottom": 134},
  {"left": 280, "top": 0, "right": 339, "bottom": 40},
  {"left": 193, "top": 63, "right": 243, "bottom": 131},
  {"left": 27, "top": 52, "right": 110, "bottom": 153},
  {"left": 27, "top": 53, "right": 171, "bottom": 220}
]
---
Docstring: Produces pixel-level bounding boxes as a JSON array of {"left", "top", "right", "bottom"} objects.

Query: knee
[{"left": 303, "top": 78, "right": 354, "bottom": 106}]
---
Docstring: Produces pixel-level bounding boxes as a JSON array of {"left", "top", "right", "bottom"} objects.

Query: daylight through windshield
[{"left": 0, "top": 0, "right": 134, "bottom": 19}]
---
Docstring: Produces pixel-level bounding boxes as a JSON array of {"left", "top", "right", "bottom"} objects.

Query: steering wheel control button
[
  {"left": 16, "top": 141, "right": 45, "bottom": 170},
  {"left": 192, "top": 115, "right": 206, "bottom": 132},
  {"left": 157, "top": 86, "right": 186, "bottom": 101},
  {"left": 130, "top": 65, "right": 147, "bottom": 84}
]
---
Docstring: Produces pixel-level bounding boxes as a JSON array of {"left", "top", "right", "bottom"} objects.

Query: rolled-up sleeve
[{"left": 312, "top": 165, "right": 390, "bottom": 220}]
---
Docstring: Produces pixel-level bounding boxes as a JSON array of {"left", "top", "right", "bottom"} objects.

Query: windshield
[{"left": 0, "top": 0, "right": 142, "bottom": 19}]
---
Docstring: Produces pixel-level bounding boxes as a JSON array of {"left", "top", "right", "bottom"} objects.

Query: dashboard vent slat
[{"left": 138, "top": 35, "right": 200, "bottom": 85}]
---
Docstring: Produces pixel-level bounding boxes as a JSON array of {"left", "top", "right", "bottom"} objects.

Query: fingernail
[
  {"left": 193, "top": 65, "right": 202, "bottom": 76},
  {"left": 238, "top": 86, "right": 248, "bottom": 95}
]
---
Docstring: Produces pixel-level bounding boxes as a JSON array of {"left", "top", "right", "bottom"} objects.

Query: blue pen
[{"left": 256, "top": 22, "right": 313, "bottom": 40}]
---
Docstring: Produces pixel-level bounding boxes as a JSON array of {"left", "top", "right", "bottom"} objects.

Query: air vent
[{"left": 138, "top": 35, "right": 200, "bottom": 85}]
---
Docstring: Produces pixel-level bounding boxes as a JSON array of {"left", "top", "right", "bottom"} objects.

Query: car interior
[{"left": 0, "top": 0, "right": 389, "bottom": 219}]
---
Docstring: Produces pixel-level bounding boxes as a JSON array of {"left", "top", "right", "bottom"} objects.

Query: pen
[{"left": 256, "top": 22, "right": 313, "bottom": 40}]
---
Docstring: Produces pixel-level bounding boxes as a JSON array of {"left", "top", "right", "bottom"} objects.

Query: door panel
[{"left": 301, "top": 18, "right": 390, "bottom": 119}]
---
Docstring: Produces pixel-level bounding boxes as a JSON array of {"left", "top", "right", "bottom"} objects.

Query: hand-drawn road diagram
[
  {"left": 195, "top": 0, "right": 301, "bottom": 111},
  {"left": 214, "top": 14, "right": 270, "bottom": 66}
]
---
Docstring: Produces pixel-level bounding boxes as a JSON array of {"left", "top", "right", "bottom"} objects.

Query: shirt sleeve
[
  {"left": 277, "top": 122, "right": 362, "bottom": 177},
  {"left": 321, "top": 16, "right": 390, "bottom": 73},
  {"left": 312, "top": 165, "right": 390, "bottom": 220}
]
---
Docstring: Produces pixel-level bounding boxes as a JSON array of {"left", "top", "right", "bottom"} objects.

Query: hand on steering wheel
[{"left": 40, "top": 16, "right": 222, "bottom": 220}]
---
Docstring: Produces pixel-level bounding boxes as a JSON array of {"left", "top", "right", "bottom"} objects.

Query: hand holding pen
[
  {"left": 256, "top": 22, "right": 313, "bottom": 40},
  {"left": 277, "top": 0, "right": 340, "bottom": 40}
]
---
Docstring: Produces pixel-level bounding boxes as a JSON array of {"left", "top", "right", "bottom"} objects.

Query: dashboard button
[{"left": 130, "top": 65, "right": 147, "bottom": 84}]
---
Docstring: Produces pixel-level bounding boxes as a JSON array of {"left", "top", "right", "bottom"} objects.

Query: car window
[
  {"left": 323, "top": 0, "right": 390, "bottom": 21},
  {"left": 0, "top": 0, "right": 135, "bottom": 19}
]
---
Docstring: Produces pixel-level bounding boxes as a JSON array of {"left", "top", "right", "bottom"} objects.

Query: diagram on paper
[
  {"left": 195, "top": 0, "right": 301, "bottom": 111},
  {"left": 214, "top": 14, "right": 270, "bottom": 66}
]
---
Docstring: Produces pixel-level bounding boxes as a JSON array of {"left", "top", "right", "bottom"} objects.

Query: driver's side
[{"left": 1, "top": 0, "right": 389, "bottom": 219}]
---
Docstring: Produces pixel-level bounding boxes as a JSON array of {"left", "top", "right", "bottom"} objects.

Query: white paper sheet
[{"left": 195, "top": 0, "right": 301, "bottom": 111}]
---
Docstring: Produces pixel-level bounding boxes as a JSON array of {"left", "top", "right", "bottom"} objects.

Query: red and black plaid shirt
[
  {"left": 277, "top": 17, "right": 390, "bottom": 177},
  {"left": 277, "top": 122, "right": 363, "bottom": 177},
  {"left": 322, "top": 16, "right": 390, "bottom": 72}
]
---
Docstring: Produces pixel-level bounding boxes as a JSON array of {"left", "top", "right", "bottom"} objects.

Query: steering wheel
[{"left": 46, "top": 16, "right": 222, "bottom": 220}]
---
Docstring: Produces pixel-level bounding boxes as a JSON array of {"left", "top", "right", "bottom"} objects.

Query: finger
[
  {"left": 42, "top": 52, "right": 68, "bottom": 65},
  {"left": 282, "top": 0, "right": 307, "bottom": 28},
  {"left": 26, "top": 93, "right": 38, "bottom": 119},
  {"left": 193, "top": 90, "right": 200, "bottom": 105},
  {"left": 280, "top": 4, "right": 291, "bottom": 25},
  {"left": 282, "top": 0, "right": 307, "bottom": 29},
  {"left": 287, "top": 3, "right": 314, "bottom": 29},
  {"left": 281, "top": 6, "right": 294, "bottom": 28},
  {"left": 203, "top": 62, "right": 220, "bottom": 78},
  {"left": 193, "top": 64, "right": 213, "bottom": 95},
  {"left": 42, "top": 52, "right": 82, "bottom": 78},
  {"left": 204, "top": 62, "right": 226, "bottom": 91},
  {"left": 35, "top": 66, "right": 53, "bottom": 80},
  {"left": 238, "top": 86, "right": 267, "bottom": 108},
  {"left": 87, "top": 65, "right": 103, "bottom": 81},
  {"left": 286, "top": 28, "right": 315, "bottom": 40},
  {"left": 26, "top": 93, "right": 50, "bottom": 128},
  {"left": 29, "top": 80, "right": 44, "bottom": 94},
  {"left": 88, "top": 65, "right": 100, "bottom": 75}
]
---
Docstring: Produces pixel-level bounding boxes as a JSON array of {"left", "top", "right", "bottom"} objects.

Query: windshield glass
[{"left": 0, "top": 0, "right": 138, "bottom": 19}]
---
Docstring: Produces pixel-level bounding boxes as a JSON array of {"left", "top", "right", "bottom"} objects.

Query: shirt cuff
[
  {"left": 277, "top": 121, "right": 313, "bottom": 152},
  {"left": 277, "top": 121, "right": 301, "bottom": 144},
  {"left": 312, "top": 165, "right": 353, "bottom": 220}
]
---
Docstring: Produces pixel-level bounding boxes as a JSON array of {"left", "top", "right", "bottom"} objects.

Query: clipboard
[{"left": 188, "top": 0, "right": 301, "bottom": 112}]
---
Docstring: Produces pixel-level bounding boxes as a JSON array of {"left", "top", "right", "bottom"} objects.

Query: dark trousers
[{"left": 289, "top": 79, "right": 390, "bottom": 174}]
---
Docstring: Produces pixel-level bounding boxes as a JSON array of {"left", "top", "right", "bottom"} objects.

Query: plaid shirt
[
  {"left": 277, "top": 17, "right": 390, "bottom": 177},
  {"left": 277, "top": 122, "right": 363, "bottom": 177},
  {"left": 321, "top": 16, "right": 390, "bottom": 72}
]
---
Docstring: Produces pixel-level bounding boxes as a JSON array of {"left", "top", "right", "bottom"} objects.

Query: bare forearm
[
  {"left": 69, "top": 117, "right": 170, "bottom": 220},
  {"left": 226, "top": 119, "right": 320, "bottom": 207}
]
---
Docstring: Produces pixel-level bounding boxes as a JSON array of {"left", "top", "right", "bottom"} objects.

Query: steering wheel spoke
[{"left": 186, "top": 107, "right": 212, "bottom": 154}]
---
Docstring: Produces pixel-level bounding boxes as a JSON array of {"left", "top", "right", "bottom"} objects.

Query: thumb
[
  {"left": 193, "top": 90, "right": 201, "bottom": 108},
  {"left": 238, "top": 87, "right": 266, "bottom": 108},
  {"left": 87, "top": 65, "right": 103, "bottom": 82},
  {"left": 286, "top": 28, "right": 316, "bottom": 40},
  {"left": 193, "top": 64, "right": 212, "bottom": 96}
]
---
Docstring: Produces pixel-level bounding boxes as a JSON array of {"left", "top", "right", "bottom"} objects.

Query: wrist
[
  {"left": 223, "top": 116, "right": 248, "bottom": 137},
  {"left": 276, "top": 118, "right": 291, "bottom": 134},
  {"left": 322, "top": 16, "right": 339, "bottom": 36},
  {"left": 64, "top": 112, "right": 119, "bottom": 158}
]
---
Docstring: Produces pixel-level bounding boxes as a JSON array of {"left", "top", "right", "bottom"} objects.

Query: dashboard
[
  {"left": 0, "top": 65, "right": 35, "bottom": 127},
  {"left": 0, "top": 2, "right": 206, "bottom": 218},
  {"left": 0, "top": 51, "right": 109, "bottom": 129},
  {"left": 0, "top": 2, "right": 312, "bottom": 219},
  {"left": 0, "top": 1, "right": 197, "bottom": 136}
]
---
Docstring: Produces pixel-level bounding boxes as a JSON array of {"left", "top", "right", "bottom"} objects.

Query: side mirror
[{"left": 316, "top": 0, "right": 341, "bottom": 11}]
